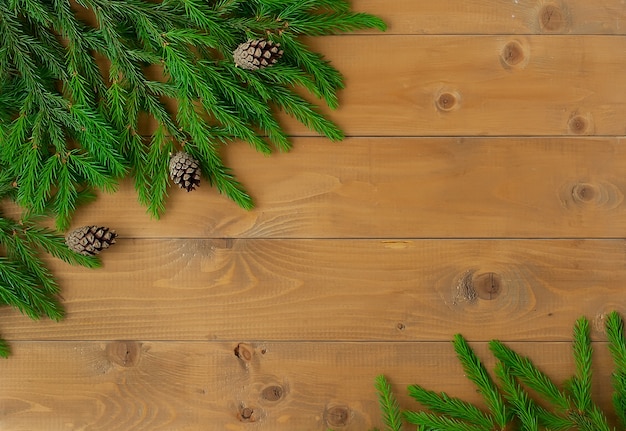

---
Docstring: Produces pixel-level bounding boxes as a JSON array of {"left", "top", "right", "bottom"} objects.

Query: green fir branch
[
  {"left": 0, "top": 338, "right": 10, "bottom": 358},
  {"left": 285, "top": 12, "right": 387, "bottom": 36},
  {"left": 495, "top": 362, "right": 539, "bottom": 431},
  {"left": 374, "top": 375, "right": 403, "bottom": 431},
  {"left": 453, "top": 334, "right": 509, "bottom": 428},
  {"left": 0, "top": 0, "right": 385, "bottom": 355},
  {"left": 265, "top": 85, "right": 344, "bottom": 141},
  {"left": 0, "top": 257, "right": 64, "bottom": 321},
  {"left": 570, "top": 317, "right": 594, "bottom": 413},
  {"left": 490, "top": 339, "right": 572, "bottom": 412},
  {"left": 2, "top": 0, "right": 383, "bottom": 217},
  {"left": 407, "top": 385, "right": 493, "bottom": 429},
  {"left": 278, "top": 33, "right": 344, "bottom": 110},
  {"left": 403, "top": 411, "right": 489, "bottom": 431},
  {"left": 145, "top": 127, "right": 174, "bottom": 218},
  {"left": 606, "top": 311, "right": 626, "bottom": 428},
  {"left": 0, "top": 209, "right": 102, "bottom": 355},
  {"left": 382, "top": 313, "right": 626, "bottom": 431}
]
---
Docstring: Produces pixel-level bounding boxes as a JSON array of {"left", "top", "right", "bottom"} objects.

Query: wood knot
[
  {"left": 453, "top": 270, "right": 505, "bottom": 304},
  {"left": 435, "top": 91, "right": 460, "bottom": 112},
  {"left": 324, "top": 405, "right": 352, "bottom": 428},
  {"left": 261, "top": 385, "right": 284, "bottom": 402},
  {"left": 105, "top": 341, "right": 142, "bottom": 368},
  {"left": 473, "top": 272, "right": 502, "bottom": 301},
  {"left": 560, "top": 181, "right": 622, "bottom": 210},
  {"left": 572, "top": 183, "right": 598, "bottom": 203},
  {"left": 568, "top": 115, "right": 590, "bottom": 135},
  {"left": 234, "top": 343, "right": 255, "bottom": 362},
  {"left": 396, "top": 322, "right": 406, "bottom": 331},
  {"left": 238, "top": 406, "right": 258, "bottom": 422},
  {"left": 539, "top": 4, "right": 567, "bottom": 32},
  {"left": 500, "top": 40, "right": 526, "bottom": 68}
]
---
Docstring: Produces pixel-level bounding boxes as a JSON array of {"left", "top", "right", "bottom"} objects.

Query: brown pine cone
[
  {"left": 233, "top": 39, "right": 284, "bottom": 70},
  {"left": 66, "top": 226, "right": 117, "bottom": 256},
  {"left": 169, "top": 151, "right": 201, "bottom": 192}
]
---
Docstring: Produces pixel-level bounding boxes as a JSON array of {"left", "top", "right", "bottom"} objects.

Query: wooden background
[{"left": 2, "top": 1, "right": 626, "bottom": 429}]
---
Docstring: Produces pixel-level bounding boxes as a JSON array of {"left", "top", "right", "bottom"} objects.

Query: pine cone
[
  {"left": 169, "top": 151, "right": 201, "bottom": 192},
  {"left": 66, "top": 226, "right": 117, "bottom": 256},
  {"left": 233, "top": 39, "right": 284, "bottom": 70}
]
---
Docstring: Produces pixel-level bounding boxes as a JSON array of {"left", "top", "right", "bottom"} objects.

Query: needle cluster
[
  {"left": 370, "top": 312, "right": 626, "bottom": 431},
  {"left": 0, "top": 0, "right": 384, "bottom": 356},
  {"left": 0, "top": 0, "right": 386, "bottom": 230},
  {"left": 0, "top": 175, "right": 100, "bottom": 357}
]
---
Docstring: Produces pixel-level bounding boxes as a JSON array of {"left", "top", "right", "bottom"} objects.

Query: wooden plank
[
  {"left": 0, "top": 341, "right": 619, "bottom": 430},
  {"left": 353, "top": 0, "right": 626, "bottom": 35},
  {"left": 1, "top": 239, "right": 624, "bottom": 342},
  {"left": 281, "top": 35, "right": 626, "bottom": 136},
  {"left": 41, "top": 137, "right": 626, "bottom": 239}
]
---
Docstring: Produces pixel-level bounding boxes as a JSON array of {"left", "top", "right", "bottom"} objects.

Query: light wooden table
[{"left": 2, "top": 1, "right": 626, "bottom": 429}]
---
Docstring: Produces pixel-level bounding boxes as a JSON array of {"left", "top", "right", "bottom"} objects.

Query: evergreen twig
[
  {"left": 375, "top": 375, "right": 403, "bottom": 431},
  {"left": 606, "top": 311, "right": 626, "bottom": 428},
  {"left": 0, "top": 0, "right": 385, "bottom": 357},
  {"left": 453, "top": 334, "right": 510, "bottom": 428},
  {"left": 380, "top": 312, "right": 626, "bottom": 431},
  {"left": 0, "top": 209, "right": 100, "bottom": 355},
  {"left": 0, "top": 0, "right": 386, "bottom": 222}
]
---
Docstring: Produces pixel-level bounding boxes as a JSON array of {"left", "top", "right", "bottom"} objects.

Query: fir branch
[
  {"left": 490, "top": 340, "right": 572, "bottom": 412},
  {"left": 307, "top": 0, "right": 352, "bottom": 13},
  {"left": 407, "top": 385, "right": 493, "bottom": 429},
  {"left": 265, "top": 85, "right": 344, "bottom": 141},
  {"left": 0, "top": 0, "right": 384, "bottom": 359},
  {"left": 570, "top": 317, "right": 594, "bottom": 413},
  {"left": 0, "top": 338, "right": 10, "bottom": 358},
  {"left": 50, "top": 161, "right": 78, "bottom": 232},
  {"left": 0, "top": 257, "right": 64, "bottom": 321},
  {"left": 284, "top": 12, "right": 387, "bottom": 36},
  {"left": 495, "top": 362, "right": 539, "bottom": 431},
  {"left": 19, "top": 224, "right": 100, "bottom": 268},
  {"left": 254, "top": 64, "right": 321, "bottom": 102},
  {"left": 453, "top": 334, "right": 509, "bottom": 428},
  {"left": 374, "top": 375, "right": 403, "bottom": 431},
  {"left": 203, "top": 63, "right": 291, "bottom": 151},
  {"left": 606, "top": 311, "right": 626, "bottom": 428},
  {"left": 145, "top": 127, "right": 173, "bottom": 218},
  {"left": 0, "top": 170, "right": 17, "bottom": 201},
  {"left": 170, "top": 0, "right": 237, "bottom": 51},
  {"left": 279, "top": 33, "right": 344, "bottom": 110},
  {"left": 0, "top": 209, "right": 101, "bottom": 355},
  {"left": 534, "top": 405, "right": 573, "bottom": 431},
  {"left": 403, "top": 411, "right": 489, "bottom": 431},
  {"left": 186, "top": 142, "right": 254, "bottom": 210},
  {"left": 1, "top": 0, "right": 382, "bottom": 217},
  {"left": 5, "top": 232, "right": 60, "bottom": 296}
]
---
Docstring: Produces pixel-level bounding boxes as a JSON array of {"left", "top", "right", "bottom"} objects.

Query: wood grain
[
  {"left": 278, "top": 35, "right": 626, "bottom": 137},
  {"left": 49, "top": 137, "right": 626, "bottom": 239},
  {"left": 352, "top": 0, "right": 626, "bottom": 35},
  {"left": 0, "top": 239, "right": 624, "bottom": 342},
  {"left": 0, "top": 341, "right": 618, "bottom": 430}
]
